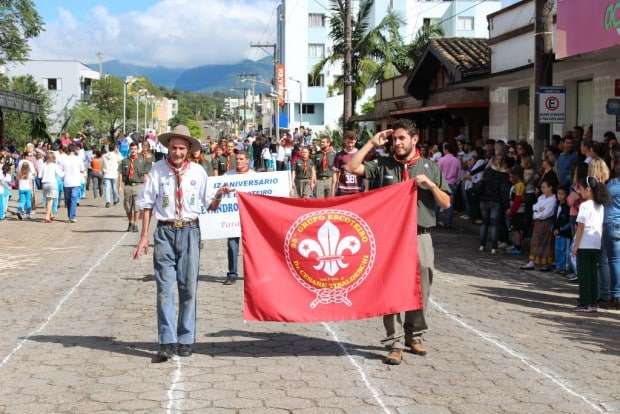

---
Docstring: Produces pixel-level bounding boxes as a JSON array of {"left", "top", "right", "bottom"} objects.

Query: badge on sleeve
[{"left": 163, "top": 194, "right": 170, "bottom": 208}]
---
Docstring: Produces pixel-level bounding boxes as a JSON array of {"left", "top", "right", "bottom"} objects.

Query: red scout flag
[{"left": 237, "top": 180, "right": 421, "bottom": 322}]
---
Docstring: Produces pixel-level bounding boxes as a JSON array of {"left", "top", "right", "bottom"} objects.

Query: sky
[{"left": 31, "top": 0, "right": 520, "bottom": 68}]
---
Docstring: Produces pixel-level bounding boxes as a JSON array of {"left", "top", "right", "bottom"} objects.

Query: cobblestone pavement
[{"left": 0, "top": 193, "right": 619, "bottom": 414}]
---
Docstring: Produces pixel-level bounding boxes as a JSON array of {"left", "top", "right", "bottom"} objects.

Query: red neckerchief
[
  {"left": 166, "top": 158, "right": 190, "bottom": 219},
  {"left": 321, "top": 150, "right": 329, "bottom": 171},
  {"left": 394, "top": 149, "right": 421, "bottom": 181},
  {"left": 128, "top": 154, "right": 138, "bottom": 178},
  {"left": 226, "top": 154, "right": 233, "bottom": 171}
]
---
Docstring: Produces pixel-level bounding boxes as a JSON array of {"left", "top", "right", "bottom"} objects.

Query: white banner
[{"left": 200, "top": 171, "right": 291, "bottom": 240}]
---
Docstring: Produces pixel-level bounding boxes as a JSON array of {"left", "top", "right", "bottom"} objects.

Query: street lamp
[
  {"left": 123, "top": 76, "right": 135, "bottom": 134},
  {"left": 288, "top": 77, "right": 302, "bottom": 128},
  {"left": 136, "top": 88, "right": 147, "bottom": 134}
]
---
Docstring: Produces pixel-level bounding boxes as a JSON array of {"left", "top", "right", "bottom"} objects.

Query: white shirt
[
  {"left": 532, "top": 194, "right": 557, "bottom": 220},
  {"left": 1, "top": 173, "right": 11, "bottom": 192},
  {"left": 58, "top": 154, "right": 84, "bottom": 187},
  {"left": 39, "top": 162, "right": 62, "bottom": 184},
  {"left": 141, "top": 160, "right": 209, "bottom": 222},
  {"left": 577, "top": 200, "right": 604, "bottom": 249},
  {"left": 102, "top": 151, "right": 123, "bottom": 179},
  {"left": 18, "top": 172, "right": 34, "bottom": 191}
]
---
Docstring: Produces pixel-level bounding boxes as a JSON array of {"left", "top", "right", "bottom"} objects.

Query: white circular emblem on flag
[{"left": 284, "top": 209, "right": 377, "bottom": 308}]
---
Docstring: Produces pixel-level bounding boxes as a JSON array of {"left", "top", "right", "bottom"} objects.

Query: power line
[
  {"left": 436, "top": 0, "right": 490, "bottom": 26},
  {"left": 311, "top": 0, "right": 329, "bottom": 12}
]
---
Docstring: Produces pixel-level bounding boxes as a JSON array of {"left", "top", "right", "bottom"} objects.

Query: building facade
[
  {"left": 276, "top": 0, "right": 501, "bottom": 132},
  {"left": 4, "top": 60, "right": 100, "bottom": 134}
]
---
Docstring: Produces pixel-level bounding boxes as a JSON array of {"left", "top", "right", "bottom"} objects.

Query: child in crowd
[
  {"left": 39, "top": 152, "right": 60, "bottom": 223},
  {"left": 507, "top": 167, "right": 526, "bottom": 255},
  {"left": 0, "top": 164, "right": 11, "bottom": 220},
  {"left": 521, "top": 180, "right": 557, "bottom": 271},
  {"left": 16, "top": 162, "right": 34, "bottom": 220},
  {"left": 572, "top": 176, "right": 608, "bottom": 313},
  {"left": 553, "top": 186, "right": 572, "bottom": 275}
]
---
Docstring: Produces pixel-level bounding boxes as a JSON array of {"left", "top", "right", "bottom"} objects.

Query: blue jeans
[
  {"left": 64, "top": 186, "right": 80, "bottom": 220},
  {"left": 555, "top": 236, "right": 570, "bottom": 272},
  {"left": 103, "top": 178, "right": 119, "bottom": 204},
  {"left": 0, "top": 190, "right": 6, "bottom": 219},
  {"left": 446, "top": 183, "right": 458, "bottom": 227},
  {"left": 227, "top": 237, "right": 240, "bottom": 281},
  {"left": 604, "top": 222, "right": 620, "bottom": 300},
  {"left": 18, "top": 190, "right": 32, "bottom": 214},
  {"left": 153, "top": 224, "right": 200, "bottom": 345},
  {"left": 53, "top": 178, "right": 63, "bottom": 215},
  {"left": 480, "top": 200, "right": 501, "bottom": 249}
]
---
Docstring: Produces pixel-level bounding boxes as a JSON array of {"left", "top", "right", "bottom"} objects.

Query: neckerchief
[
  {"left": 226, "top": 154, "right": 233, "bottom": 171},
  {"left": 128, "top": 154, "right": 138, "bottom": 179},
  {"left": 321, "top": 150, "right": 330, "bottom": 171},
  {"left": 166, "top": 158, "right": 190, "bottom": 219},
  {"left": 302, "top": 158, "right": 308, "bottom": 175},
  {"left": 394, "top": 148, "right": 421, "bottom": 181}
]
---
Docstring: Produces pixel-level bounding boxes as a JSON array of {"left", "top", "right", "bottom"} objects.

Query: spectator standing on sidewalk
[
  {"left": 506, "top": 167, "right": 526, "bottom": 255},
  {"left": 133, "top": 125, "right": 231, "bottom": 362},
  {"left": 478, "top": 155, "right": 510, "bottom": 254},
  {"left": 557, "top": 138, "right": 578, "bottom": 187},
  {"left": 437, "top": 141, "right": 461, "bottom": 228},
  {"left": 102, "top": 144, "right": 122, "bottom": 208},
  {"left": 521, "top": 180, "right": 557, "bottom": 271},
  {"left": 604, "top": 149, "right": 620, "bottom": 309},
  {"left": 313, "top": 136, "right": 336, "bottom": 198},
  {"left": 553, "top": 186, "right": 572, "bottom": 275},
  {"left": 119, "top": 142, "right": 151, "bottom": 232}
]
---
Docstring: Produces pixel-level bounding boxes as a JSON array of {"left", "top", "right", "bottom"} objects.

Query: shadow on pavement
[
  {"left": 72, "top": 229, "right": 127, "bottom": 233},
  {"left": 27, "top": 335, "right": 157, "bottom": 360},
  {"left": 121, "top": 274, "right": 243, "bottom": 284}
]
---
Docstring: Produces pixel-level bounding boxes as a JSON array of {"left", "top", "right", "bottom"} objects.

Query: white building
[
  {"left": 277, "top": 0, "right": 501, "bottom": 132},
  {"left": 4, "top": 60, "right": 100, "bottom": 133}
]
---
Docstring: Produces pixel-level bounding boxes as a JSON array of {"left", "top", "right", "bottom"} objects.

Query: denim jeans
[
  {"left": 52, "top": 178, "right": 63, "bottom": 215},
  {"left": 599, "top": 229, "right": 611, "bottom": 301},
  {"left": 153, "top": 224, "right": 200, "bottom": 345},
  {"left": 91, "top": 175, "right": 103, "bottom": 198},
  {"left": 555, "top": 236, "right": 570, "bottom": 272},
  {"left": 480, "top": 200, "right": 501, "bottom": 249},
  {"left": 446, "top": 183, "right": 458, "bottom": 227},
  {"left": 64, "top": 186, "right": 80, "bottom": 220},
  {"left": 0, "top": 189, "right": 8, "bottom": 219},
  {"left": 18, "top": 189, "right": 32, "bottom": 214},
  {"left": 103, "top": 178, "right": 119, "bottom": 204},
  {"left": 604, "top": 222, "right": 620, "bottom": 300},
  {"left": 227, "top": 237, "right": 240, "bottom": 281}
]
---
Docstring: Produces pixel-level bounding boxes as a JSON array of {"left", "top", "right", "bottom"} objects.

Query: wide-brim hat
[{"left": 158, "top": 125, "right": 202, "bottom": 153}]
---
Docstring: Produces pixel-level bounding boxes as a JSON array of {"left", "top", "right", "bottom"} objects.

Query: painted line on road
[
  {"left": 166, "top": 356, "right": 184, "bottom": 413},
  {"left": 430, "top": 297, "right": 606, "bottom": 414},
  {"left": 0, "top": 233, "right": 129, "bottom": 369},
  {"left": 322, "top": 322, "right": 392, "bottom": 414}
]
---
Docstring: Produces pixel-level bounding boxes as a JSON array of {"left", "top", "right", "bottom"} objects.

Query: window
[
  {"left": 577, "top": 80, "right": 593, "bottom": 129},
  {"left": 457, "top": 16, "right": 474, "bottom": 31},
  {"left": 302, "top": 104, "right": 315, "bottom": 114},
  {"left": 47, "top": 78, "right": 61, "bottom": 91},
  {"left": 308, "top": 43, "right": 325, "bottom": 58},
  {"left": 308, "top": 73, "right": 325, "bottom": 87},
  {"left": 308, "top": 13, "right": 325, "bottom": 27}
]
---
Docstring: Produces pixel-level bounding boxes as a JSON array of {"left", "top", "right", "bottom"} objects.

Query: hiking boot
[
  {"left": 177, "top": 344, "right": 192, "bottom": 357},
  {"left": 384, "top": 348, "right": 403, "bottom": 365},
  {"left": 223, "top": 278, "right": 237, "bottom": 286},
  {"left": 154, "top": 343, "right": 176, "bottom": 362},
  {"left": 408, "top": 338, "right": 427, "bottom": 356}
]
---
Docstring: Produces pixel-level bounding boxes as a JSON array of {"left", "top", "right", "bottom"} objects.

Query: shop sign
[
  {"left": 538, "top": 87, "right": 566, "bottom": 124},
  {"left": 276, "top": 64, "right": 286, "bottom": 108}
]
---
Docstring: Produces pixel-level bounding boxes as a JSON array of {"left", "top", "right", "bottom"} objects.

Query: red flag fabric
[{"left": 237, "top": 180, "right": 421, "bottom": 322}]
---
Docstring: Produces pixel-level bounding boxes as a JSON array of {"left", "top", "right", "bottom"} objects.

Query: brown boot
[
  {"left": 384, "top": 348, "right": 403, "bottom": 365},
  {"left": 409, "top": 338, "right": 427, "bottom": 356}
]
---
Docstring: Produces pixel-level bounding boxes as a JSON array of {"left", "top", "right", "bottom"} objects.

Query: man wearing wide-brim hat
[{"left": 133, "top": 124, "right": 232, "bottom": 362}]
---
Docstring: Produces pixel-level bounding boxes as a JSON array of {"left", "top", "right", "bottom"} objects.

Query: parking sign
[{"left": 538, "top": 87, "right": 566, "bottom": 124}]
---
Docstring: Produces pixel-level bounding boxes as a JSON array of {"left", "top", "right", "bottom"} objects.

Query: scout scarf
[
  {"left": 394, "top": 148, "right": 421, "bottom": 181},
  {"left": 302, "top": 158, "right": 309, "bottom": 175},
  {"left": 166, "top": 158, "right": 190, "bottom": 218},
  {"left": 321, "top": 150, "right": 330, "bottom": 171},
  {"left": 226, "top": 154, "right": 233, "bottom": 171},
  {"left": 128, "top": 153, "right": 138, "bottom": 179}
]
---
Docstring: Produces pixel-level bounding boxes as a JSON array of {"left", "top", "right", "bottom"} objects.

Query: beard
[{"left": 393, "top": 144, "right": 414, "bottom": 160}]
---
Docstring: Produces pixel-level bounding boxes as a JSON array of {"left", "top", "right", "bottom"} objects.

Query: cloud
[{"left": 29, "top": 0, "right": 276, "bottom": 68}]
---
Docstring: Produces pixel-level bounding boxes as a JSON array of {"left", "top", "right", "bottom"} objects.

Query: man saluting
[
  {"left": 133, "top": 125, "right": 231, "bottom": 362},
  {"left": 346, "top": 119, "right": 450, "bottom": 365}
]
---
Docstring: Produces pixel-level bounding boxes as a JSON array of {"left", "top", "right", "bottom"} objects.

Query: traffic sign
[{"left": 538, "top": 87, "right": 566, "bottom": 124}]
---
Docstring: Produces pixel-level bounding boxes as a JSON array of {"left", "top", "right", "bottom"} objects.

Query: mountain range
[{"left": 91, "top": 57, "right": 275, "bottom": 93}]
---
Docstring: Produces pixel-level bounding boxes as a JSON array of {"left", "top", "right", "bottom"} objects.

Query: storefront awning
[{"left": 390, "top": 101, "right": 489, "bottom": 117}]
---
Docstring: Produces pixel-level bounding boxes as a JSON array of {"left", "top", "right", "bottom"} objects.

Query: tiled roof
[{"left": 429, "top": 37, "right": 490, "bottom": 77}]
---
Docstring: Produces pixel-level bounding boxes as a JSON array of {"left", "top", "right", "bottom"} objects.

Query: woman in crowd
[
  {"left": 90, "top": 150, "right": 103, "bottom": 199},
  {"left": 521, "top": 180, "right": 557, "bottom": 271},
  {"left": 603, "top": 149, "right": 620, "bottom": 309},
  {"left": 478, "top": 153, "right": 510, "bottom": 254}
]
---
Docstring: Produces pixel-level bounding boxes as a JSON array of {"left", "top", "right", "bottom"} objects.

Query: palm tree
[
  {"left": 311, "top": 0, "right": 404, "bottom": 118},
  {"left": 394, "top": 24, "right": 444, "bottom": 74}
]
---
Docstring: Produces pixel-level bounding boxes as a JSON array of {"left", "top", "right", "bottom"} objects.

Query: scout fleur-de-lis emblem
[{"left": 297, "top": 220, "right": 361, "bottom": 277}]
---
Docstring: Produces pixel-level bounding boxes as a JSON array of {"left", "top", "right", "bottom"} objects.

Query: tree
[
  {"left": 0, "top": 0, "right": 44, "bottom": 65},
  {"left": 394, "top": 24, "right": 444, "bottom": 74},
  {"left": 3, "top": 74, "right": 51, "bottom": 147},
  {"left": 91, "top": 76, "right": 124, "bottom": 139},
  {"left": 311, "top": 0, "right": 404, "bottom": 119}
]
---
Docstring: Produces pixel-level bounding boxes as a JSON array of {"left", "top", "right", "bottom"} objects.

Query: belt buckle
[{"left": 174, "top": 219, "right": 184, "bottom": 228}]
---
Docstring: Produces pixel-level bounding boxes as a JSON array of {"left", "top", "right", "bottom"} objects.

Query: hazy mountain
[{"left": 92, "top": 57, "right": 274, "bottom": 93}]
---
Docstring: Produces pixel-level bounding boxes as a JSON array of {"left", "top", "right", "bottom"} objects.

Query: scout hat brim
[{"left": 158, "top": 124, "right": 202, "bottom": 153}]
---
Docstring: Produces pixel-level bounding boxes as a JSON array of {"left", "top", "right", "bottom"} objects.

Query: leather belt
[
  {"left": 158, "top": 219, "right": 199, "bottom": 229},
  {"left": 418, "top": 226, "right": 431, "bottom": 234}
]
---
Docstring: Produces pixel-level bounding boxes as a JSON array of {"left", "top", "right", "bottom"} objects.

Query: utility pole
[
  {"left": 238, "top": 73, "right": 257, "bottom": 130},
  {"left": 250, "top": 42, "right": 279, "bottom": 142},
  {"left": 96, "top": 51, "right": 104, "bottom": 78},
  {"left": 343, "top": 0, "right": 353, "bottom": 130},
  {"left": 533, "top": 0, "right": 554, "bottom": 163}
]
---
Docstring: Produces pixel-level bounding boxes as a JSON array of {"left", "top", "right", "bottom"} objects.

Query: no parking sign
[{"left": 538, "top": 87, "right": 566, "bottom": 124}]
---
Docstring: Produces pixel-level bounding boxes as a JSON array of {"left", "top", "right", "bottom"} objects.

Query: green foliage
[
  {"left": 311, "top": 0, "right": 404, "bottom": 115},
  {"left": 91, "top": 75, "right": 125, "bottom": 138},
  {"left": 394, "top": 24, "right": 444, "bottom": 73},
  {"left": 361, "top": 99, "right": 375, "bottom": 115},
  {"left": 3, "top": 74, "right": 51, "bottom": 147},
  {"left": 0, "top": 0, "right": 44, "bottom": 65},
  {"left": 315, "top": 126, "right": 343, "bottom": 149},
  {"left": 66, "top": 102, "right": 106, "bottom": 140}
]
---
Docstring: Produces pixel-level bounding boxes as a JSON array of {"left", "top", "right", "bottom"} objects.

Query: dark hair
[
  {"left": 612, "top": 149, "right": 620, "bottom": 179},
  {"left": 540, "top": 178, "right": 556, "bottom": 192},
  {"left": 557, "top": 185, "right": 569, "bottom": 195},
  {"left": 235, "top": 150, "right": 248, "bottom": 158},
  {"left": 108, "top": 143, "right": 116, "bottom": 152},
  {"left": 604, "top": 131, "right": 617, "bottom": 142},
  {"left": 510, "top": 165, "right": 524, "bottom": 179},
  {"left": 390, "top": 119, "right": 419, "bottom": 139},
  {"left": 67, "top": 143, "right": 76, "bottom": 153},
  {"left": 578, "top": 176, "right": 609, "bottom": 205},
  {"left": 129, "top": 142, "right": 138, "bottom": 148}
]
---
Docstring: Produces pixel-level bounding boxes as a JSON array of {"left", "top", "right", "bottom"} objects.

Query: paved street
[{"left": 0, "top": 194, "right": 619, "bottom": 414}]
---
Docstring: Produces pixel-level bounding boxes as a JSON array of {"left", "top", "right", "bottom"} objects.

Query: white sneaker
[
  {"left": 491, "top": 249, "right": 497, "bottom": 255},
  {"left": 479, "top": 246, "right": 484, "bottom": 252},
  {"left": 498, "top": 242, "right": 508, "bottom": 249},
  {"left": 70, "top": 218, "right": 77, "bottom": 223}
]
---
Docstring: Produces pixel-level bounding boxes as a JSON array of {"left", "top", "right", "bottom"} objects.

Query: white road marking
[
  {"left": 166, "top": 356, "right": 183, "bottom": 413},
  {"left": 322, "top": 322, "right": 392, "bottom": 414},
  {"left": 430, "top": 297, "right": 606, "bottom": 414},
  {"left": 0, "top": 233, "right": 129, "bottom": 369}
]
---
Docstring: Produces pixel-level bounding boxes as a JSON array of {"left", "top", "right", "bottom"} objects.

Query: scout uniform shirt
[
  {"left": 213, "top": 155, "right": 236, "bottom": 176},
  {"left": 141, "top": 160, "right": 210, "bottom": 222},
  {"left": 294, "top": 158, "right": 314, "bottom": 180},
  {"left": 313, "top": 150, "right": 336, "bottom": 179},
  {"left": 119, "top": 155, "right": 151, "bottom": 185},
  {"left": 364, "top": 156, "right": 450, "bottom": 228}
]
